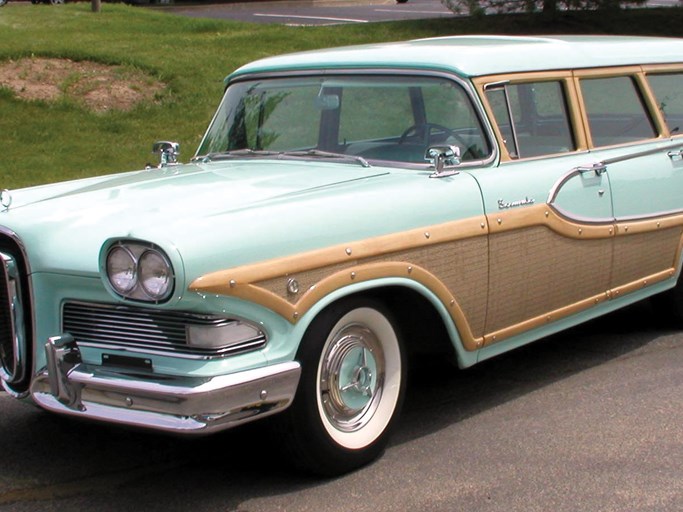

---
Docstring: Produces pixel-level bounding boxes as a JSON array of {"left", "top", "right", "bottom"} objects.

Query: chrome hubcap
[{"left": 320, "top": 324, "right": 385, "bottom": 433}]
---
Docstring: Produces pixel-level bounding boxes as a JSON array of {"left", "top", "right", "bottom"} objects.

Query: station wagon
[{"left": 2, "top": 35, "right": 683, "bottom": 475}]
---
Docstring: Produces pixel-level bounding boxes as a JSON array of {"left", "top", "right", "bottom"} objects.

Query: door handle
[
  {"left": 577, "top": 162, "right": 607, "bottom": 176},
  {"left": 667, "top": 149, "right": 683, "bottom": 161}
]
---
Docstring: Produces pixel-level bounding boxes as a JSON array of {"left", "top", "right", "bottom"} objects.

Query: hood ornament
[
  {"left": 1, "top": 189, "right": 11, "bottom": 211},
  {"left": 151, "top": 141, "right": 180, "bottom": 168}
]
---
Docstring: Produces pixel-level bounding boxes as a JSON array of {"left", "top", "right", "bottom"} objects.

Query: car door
[
  {"left": 574, "top": 70, "right": 683, "bottom": 293},
  {"left": 472, "top": 76, "right": 616, "bottom": 346}
]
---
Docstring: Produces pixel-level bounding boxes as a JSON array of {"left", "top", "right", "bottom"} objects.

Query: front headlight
[
  {"left": 105, "top": 242, "right": 175, "bottom": 303},
  {"left": 139, "top": 249, "right": 172, "bottom": 300},
  {"left": 106, "top": 246, "right": 137, "bottom": 294}
]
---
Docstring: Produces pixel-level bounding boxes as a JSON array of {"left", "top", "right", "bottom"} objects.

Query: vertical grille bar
[
  {"left": 0, "top": 230, "right": 32, "bottom": 394},
  {"left": 0, "top": 250, "right": 27, "bottom": 386},
  {"left": 0, "top": 255, "right": 13, "bottom": 361}
]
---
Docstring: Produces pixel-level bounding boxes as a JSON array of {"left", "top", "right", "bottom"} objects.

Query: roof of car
[{"left": 229, "top": 35, "right": 683, "bottom": 80}]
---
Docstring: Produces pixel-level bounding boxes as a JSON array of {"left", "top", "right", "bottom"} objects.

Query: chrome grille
[{"left": 63, "top": 302, "right": 266, "bottom": 359}]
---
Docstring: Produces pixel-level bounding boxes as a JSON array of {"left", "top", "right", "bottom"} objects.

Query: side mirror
[
  {"left": 152, "top": 141, "right": 180, "bottom": 168},
  {"left": 425, "top": 145, "right": 460, "bottom": 178}
]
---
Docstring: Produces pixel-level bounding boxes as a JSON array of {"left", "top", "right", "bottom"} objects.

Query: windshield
[{"left": 195, "top": 74, "right": 491, "bottom": 165}]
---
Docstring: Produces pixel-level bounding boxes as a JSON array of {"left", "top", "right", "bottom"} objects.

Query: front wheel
[{"left": 279, "top": 298, "right": 406, "bottom": 476}]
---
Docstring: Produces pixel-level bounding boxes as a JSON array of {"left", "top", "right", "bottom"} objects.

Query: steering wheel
[{"left": 398, "top": 123, "right": 469, "bottom": 151}]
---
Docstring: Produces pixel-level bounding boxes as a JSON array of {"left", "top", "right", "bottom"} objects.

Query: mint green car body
[{"left": 2, "top": 35, "right": 683, "bottom": 474}]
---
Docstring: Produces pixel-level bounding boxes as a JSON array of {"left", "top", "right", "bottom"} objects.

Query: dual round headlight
[{"left": 106, "top": 242, "right": 174, "bottom": 302}]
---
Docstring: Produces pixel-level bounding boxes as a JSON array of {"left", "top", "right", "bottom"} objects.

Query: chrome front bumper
[{"left": 30, "top": 334, "right": 301, "bottom": 434}]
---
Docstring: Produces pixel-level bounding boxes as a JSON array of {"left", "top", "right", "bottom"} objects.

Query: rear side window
[
  {"left": 485, "top": 80, "right": 575, "bottom": 159},
  {"left": 580, "top": 76, "right": 656, "bottom": 147},
  {"left": 648, "top": 73, "right": 683, "bottom": 135}
]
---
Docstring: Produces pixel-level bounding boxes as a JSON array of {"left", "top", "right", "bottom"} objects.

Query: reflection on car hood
[
  {"left": 7, "top": 160, "right": 387, "bottom": 214},
  {"left": 0, "top": 160, "right": 396, "bottom": 276}
]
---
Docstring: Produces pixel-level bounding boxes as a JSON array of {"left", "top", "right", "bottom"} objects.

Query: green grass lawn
[{"left": 1, "top": 3, "right": 682, "bottom": 189}]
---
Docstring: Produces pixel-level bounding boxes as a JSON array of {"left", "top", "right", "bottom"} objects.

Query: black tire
[
  {"left": 652, "top": 276, "right": 683, "bottom": 326},
  {"left": 278, "top": 297, "right": 406, "bottom": 476}
]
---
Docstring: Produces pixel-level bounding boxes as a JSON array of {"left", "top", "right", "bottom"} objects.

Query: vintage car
[{"left": 2, "top": 35, "right": 683, "bottom": 475}]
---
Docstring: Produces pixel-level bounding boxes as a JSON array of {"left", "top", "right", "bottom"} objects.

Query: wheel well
[{"left": 358, "top": 286, "right": 457, "bottom": 361}]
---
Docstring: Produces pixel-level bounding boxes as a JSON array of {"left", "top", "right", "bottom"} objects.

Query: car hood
[
  {"left": 1, "top": 159, "right": 399, "bottom": 276},
  {"left": 6, "top": 160, "right": 386, "bottom": 214}
]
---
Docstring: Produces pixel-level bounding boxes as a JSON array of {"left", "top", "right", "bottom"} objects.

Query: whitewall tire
[{"left": 278, "top": 297, "right": 406, "bottom": 476}]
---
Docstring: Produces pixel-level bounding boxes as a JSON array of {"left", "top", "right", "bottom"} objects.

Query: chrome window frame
[{"left": 195, "top": 68, "right": 499, "bottom": 170}]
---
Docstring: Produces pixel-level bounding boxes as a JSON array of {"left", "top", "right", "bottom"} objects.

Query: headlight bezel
[{"left": 104, "top": 241, "right": 175, "bottom": 303}]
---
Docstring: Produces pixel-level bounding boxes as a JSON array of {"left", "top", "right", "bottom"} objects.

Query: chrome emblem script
[
  {"left": 498, "top": 197, "right": 534, "bottom": 210},
  {"left": 0, "top": 189, "right": 11, "bottom": 211}
]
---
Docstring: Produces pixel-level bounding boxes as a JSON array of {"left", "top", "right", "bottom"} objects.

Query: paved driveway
[
  {"left": 163, "top": 0, "right": 454, "bottom": 25},
  {"left": 0, "top": 301, "right": 681, "bottom": 510}
]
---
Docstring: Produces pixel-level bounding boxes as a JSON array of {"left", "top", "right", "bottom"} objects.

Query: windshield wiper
[
  {"left": 197, "top": 149, "right": 371, "bottom": 167},
  {"left": 281, "top": 150, "right": 371, "bottom": 168},
  {"left": 196, "top": 149, "right": 281, "bottom": 162}
]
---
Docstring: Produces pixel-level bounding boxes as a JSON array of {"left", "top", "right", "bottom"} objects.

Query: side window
[
  {"left": 648, "top": 73, "right": 683, "bottom": 135},
  {"left": 338, "top": 78, "right": 490, "bottom": 163},
  {"left": 422, "top": 81, "right": 490, "bottom": 160},
  {"left": 485, "top": 81, "right": 575, "bottom": 159},
  {"left": 580, "top": 76, "right": 656, "bottom": 147}
]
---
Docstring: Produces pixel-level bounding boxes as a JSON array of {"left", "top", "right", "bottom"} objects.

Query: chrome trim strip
[
  {"left": 598, "top": 140, "right": 683, "bottom": 166},
  {"left": 548, "top": 140, "right": 683, "bottom": 225},
  {"left": 32, "top": 335, "right": 301, "bottom": 434},
  {"left": 0, "top": 228, "right": 33, "bottom": 397},
  {"left": 547, "top": 166, "right": 605, "bottom": 206},
  {"left": 549, "top": 141, "right": 683, "bottom": 205},
  {"left": 613, "top": 208, "right": 683, "bottom": 224},
  {"left": 547, "top": 206, "right": 614, "bottom": 226},
  {"left": 550, "top": 190, "right": 683, "bottom": 226},
  {"left": 0, "top": 250, "right": 28, "bottom": 388},
  {"left": 77, "top": 339, "right": 267, "bottom": 361},
  {"left": 0, "top": 226, "right": 32, "bottom": 274}
]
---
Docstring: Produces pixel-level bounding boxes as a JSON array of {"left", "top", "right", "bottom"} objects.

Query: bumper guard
[{"left": 30, "top": 334, "right": 301, "bottom": 434}]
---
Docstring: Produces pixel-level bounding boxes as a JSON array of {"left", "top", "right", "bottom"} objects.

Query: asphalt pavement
[
  {"left": 163, "top": 0, "right": 454, "bottom": 25},
  {"left": 0, "top": 300, "right": 680, "bottom": 511},
  {"left": 1, "top": 2, "right": 681, "bottom": 510}
]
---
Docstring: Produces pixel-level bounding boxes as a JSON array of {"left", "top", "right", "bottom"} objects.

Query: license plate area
[{"left": 102, "top": 353, "right": 153, "bottom": 371}]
